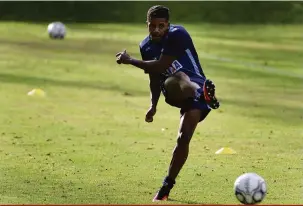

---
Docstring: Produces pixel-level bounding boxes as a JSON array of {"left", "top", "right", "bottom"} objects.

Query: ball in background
[{"left": 47, "top": 22, "right": 66, "bottom": 39}]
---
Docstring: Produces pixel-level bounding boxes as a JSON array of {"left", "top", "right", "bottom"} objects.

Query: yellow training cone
[
  {"left": 215, "top": 147, "right": 237, "bottom": 154},
  {"left": 27, "top": 88, "right": 46, "bottom": 97}
]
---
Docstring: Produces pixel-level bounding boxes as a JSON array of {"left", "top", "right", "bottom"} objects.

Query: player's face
[{"left": 147, "top": 18, "right": 169, "bottom": 41}]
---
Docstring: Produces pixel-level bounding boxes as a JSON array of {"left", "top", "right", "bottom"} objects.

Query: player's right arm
[
  {"left": 140, "top": 47, "right": 161, "bottom": 123},
  {"left": 145, "top": 73, "right": 162, "bottom": 122}
]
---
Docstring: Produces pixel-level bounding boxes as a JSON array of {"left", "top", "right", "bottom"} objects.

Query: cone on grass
[
  {"left": 215, "top": 147, "right": 237, "bottom": 154},
  {"left": 27, "top": 88, "right": 46, "bottom": 97}
]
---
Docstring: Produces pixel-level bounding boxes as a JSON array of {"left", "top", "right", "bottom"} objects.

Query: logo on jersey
[
  {"left": 172, "top": 60, "right": 183, "bottom": 70},
  {"left": 163, "top": 60, "right": 183, "bottom": 76}
]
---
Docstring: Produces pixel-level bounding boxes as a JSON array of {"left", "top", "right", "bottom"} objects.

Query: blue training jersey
[{"left": 139, "top": 24, "right": 205, "bottom": 79}]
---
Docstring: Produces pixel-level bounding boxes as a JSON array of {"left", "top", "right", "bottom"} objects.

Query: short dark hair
[{"left": 147, "top": 5, "right": 170, "bottom": 22}]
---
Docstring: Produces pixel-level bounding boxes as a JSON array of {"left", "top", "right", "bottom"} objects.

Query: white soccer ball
[
  {"left": 47, "top": 22, "right": 66, "bottom": 39},
  {"left": 234, "top": 173, "right": 267, "bottom": 204}
]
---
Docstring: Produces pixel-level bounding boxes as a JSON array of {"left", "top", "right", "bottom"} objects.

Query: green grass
[{"left": 0, "top": 22, "right": 302, "bottom": 204}]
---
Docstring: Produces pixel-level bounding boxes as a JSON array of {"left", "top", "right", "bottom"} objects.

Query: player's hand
[
  {"left": 116, "top": 49, "right": 131, "bottom": 64},
  {"left": 145, "top": 106, "right": 156, "bottom": 123}
]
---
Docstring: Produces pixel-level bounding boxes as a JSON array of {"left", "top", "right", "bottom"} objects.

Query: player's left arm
[
  {"left": 116, "top": 51, "right": 175, "bottom": 73},
  {"left": 116, "top": 30, "right": 184, "bottom": 73},
  {"left": 132, "top": 54, "right": 175, "bottom": 73}
]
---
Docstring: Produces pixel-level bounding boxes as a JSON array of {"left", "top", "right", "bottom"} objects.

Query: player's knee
[
  {"left": 165, "top": 81, "right": 184, "bottom": 102},
  {"left": 164, "top": 76, "right": 181, "bottom": 94},
  {"left": 165, "top": 72, "right": 198, "bottom": 100},
  {"left": 176, "top": 132, "right": 191, "bottom": 147},
  {"left": 164, "top": 72, "right": 189, "bottom": 90}
]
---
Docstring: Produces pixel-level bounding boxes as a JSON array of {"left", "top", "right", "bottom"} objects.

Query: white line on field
[{"left": 199, "top": 52, "right": 303, "bottom": 79}]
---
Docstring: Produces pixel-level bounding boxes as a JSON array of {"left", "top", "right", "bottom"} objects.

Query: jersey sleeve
[
  {"left": 162, "top": 29, "right": 187, "bottom": 58},
  {"left": 139, "top": 46, "right": 149, "bottom": 74},
  {"left": 140, "top": 46, "right": 146, "bottom": 60}
]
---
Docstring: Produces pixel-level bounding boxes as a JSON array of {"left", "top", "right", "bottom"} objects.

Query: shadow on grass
[
  {"left": 0, "top": 73, "right": 148, "bottom": 97},
  {"left": 0, "top": 38, "right": 132, "bottom": 56},
  {"left": 207, "top": 60, "right": 303, "bottom": 86},
  {"left": 221, "top": 98, "right": 302, "bottom": 126},
  {"left": 169, "top": 198, "right": 202, "bottom": 204}
]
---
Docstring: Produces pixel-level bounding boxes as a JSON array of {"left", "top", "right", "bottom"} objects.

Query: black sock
[{"left": 162, "top": 176, "right": 175, "bottom": 189}]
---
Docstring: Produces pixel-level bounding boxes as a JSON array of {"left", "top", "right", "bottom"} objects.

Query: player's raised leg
[
  {"left": 164, "top": 71, "right": 200, "bottom": 102},
  {"left": 164, "top": 71, "right": 220, "bottom": 109}
]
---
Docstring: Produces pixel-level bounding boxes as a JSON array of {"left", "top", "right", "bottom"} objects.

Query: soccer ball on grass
[
  {"left": 47, "top": 22, "right": 66, "bottom": 39},
  {"left": 234, "top": 173, "right": 267, "bottom": 204}
]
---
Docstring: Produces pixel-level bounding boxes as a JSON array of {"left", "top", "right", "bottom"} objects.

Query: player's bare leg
[
  {"left": 164, "top": 71, "right": 199, "bottom": 102},
  {"left": 169, "top": 109, "right": 206, "bottom": 180},
  {"left": 164, "top": 72, "right": 220, "bottom": 109},
  {"left": 153, "top": 109, "right": 210, "bottom": 201},
  {"left": 153, "top": 72, "right": 213, "bottom": 201}
]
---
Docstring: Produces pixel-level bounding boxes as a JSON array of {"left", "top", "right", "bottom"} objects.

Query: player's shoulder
[
  {"left": 139, "top": 35, "right": 151, "bottom": 50},
  {"left": 168, "top": 24, "right": 190, "bottom": 36},
  {"left": 168, "top": 24, "right": 188, "bottom": 34}
]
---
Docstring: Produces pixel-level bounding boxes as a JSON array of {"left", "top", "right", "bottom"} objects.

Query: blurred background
[{"left": 0, "top": 1, "right": 303, "bottom": 24}]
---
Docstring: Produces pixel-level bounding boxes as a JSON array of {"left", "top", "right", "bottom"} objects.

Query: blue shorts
[{"left": 161, "top": 69, "right": 211, "bottom": 122}]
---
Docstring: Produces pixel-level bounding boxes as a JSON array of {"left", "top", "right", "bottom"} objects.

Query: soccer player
[{"left": 116, "top": 5, "right": 220, "bottom": 202}]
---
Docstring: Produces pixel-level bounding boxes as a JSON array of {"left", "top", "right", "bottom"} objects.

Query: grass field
[{"left": 0, "top": 22, "right": 302, "bottom": 204}]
